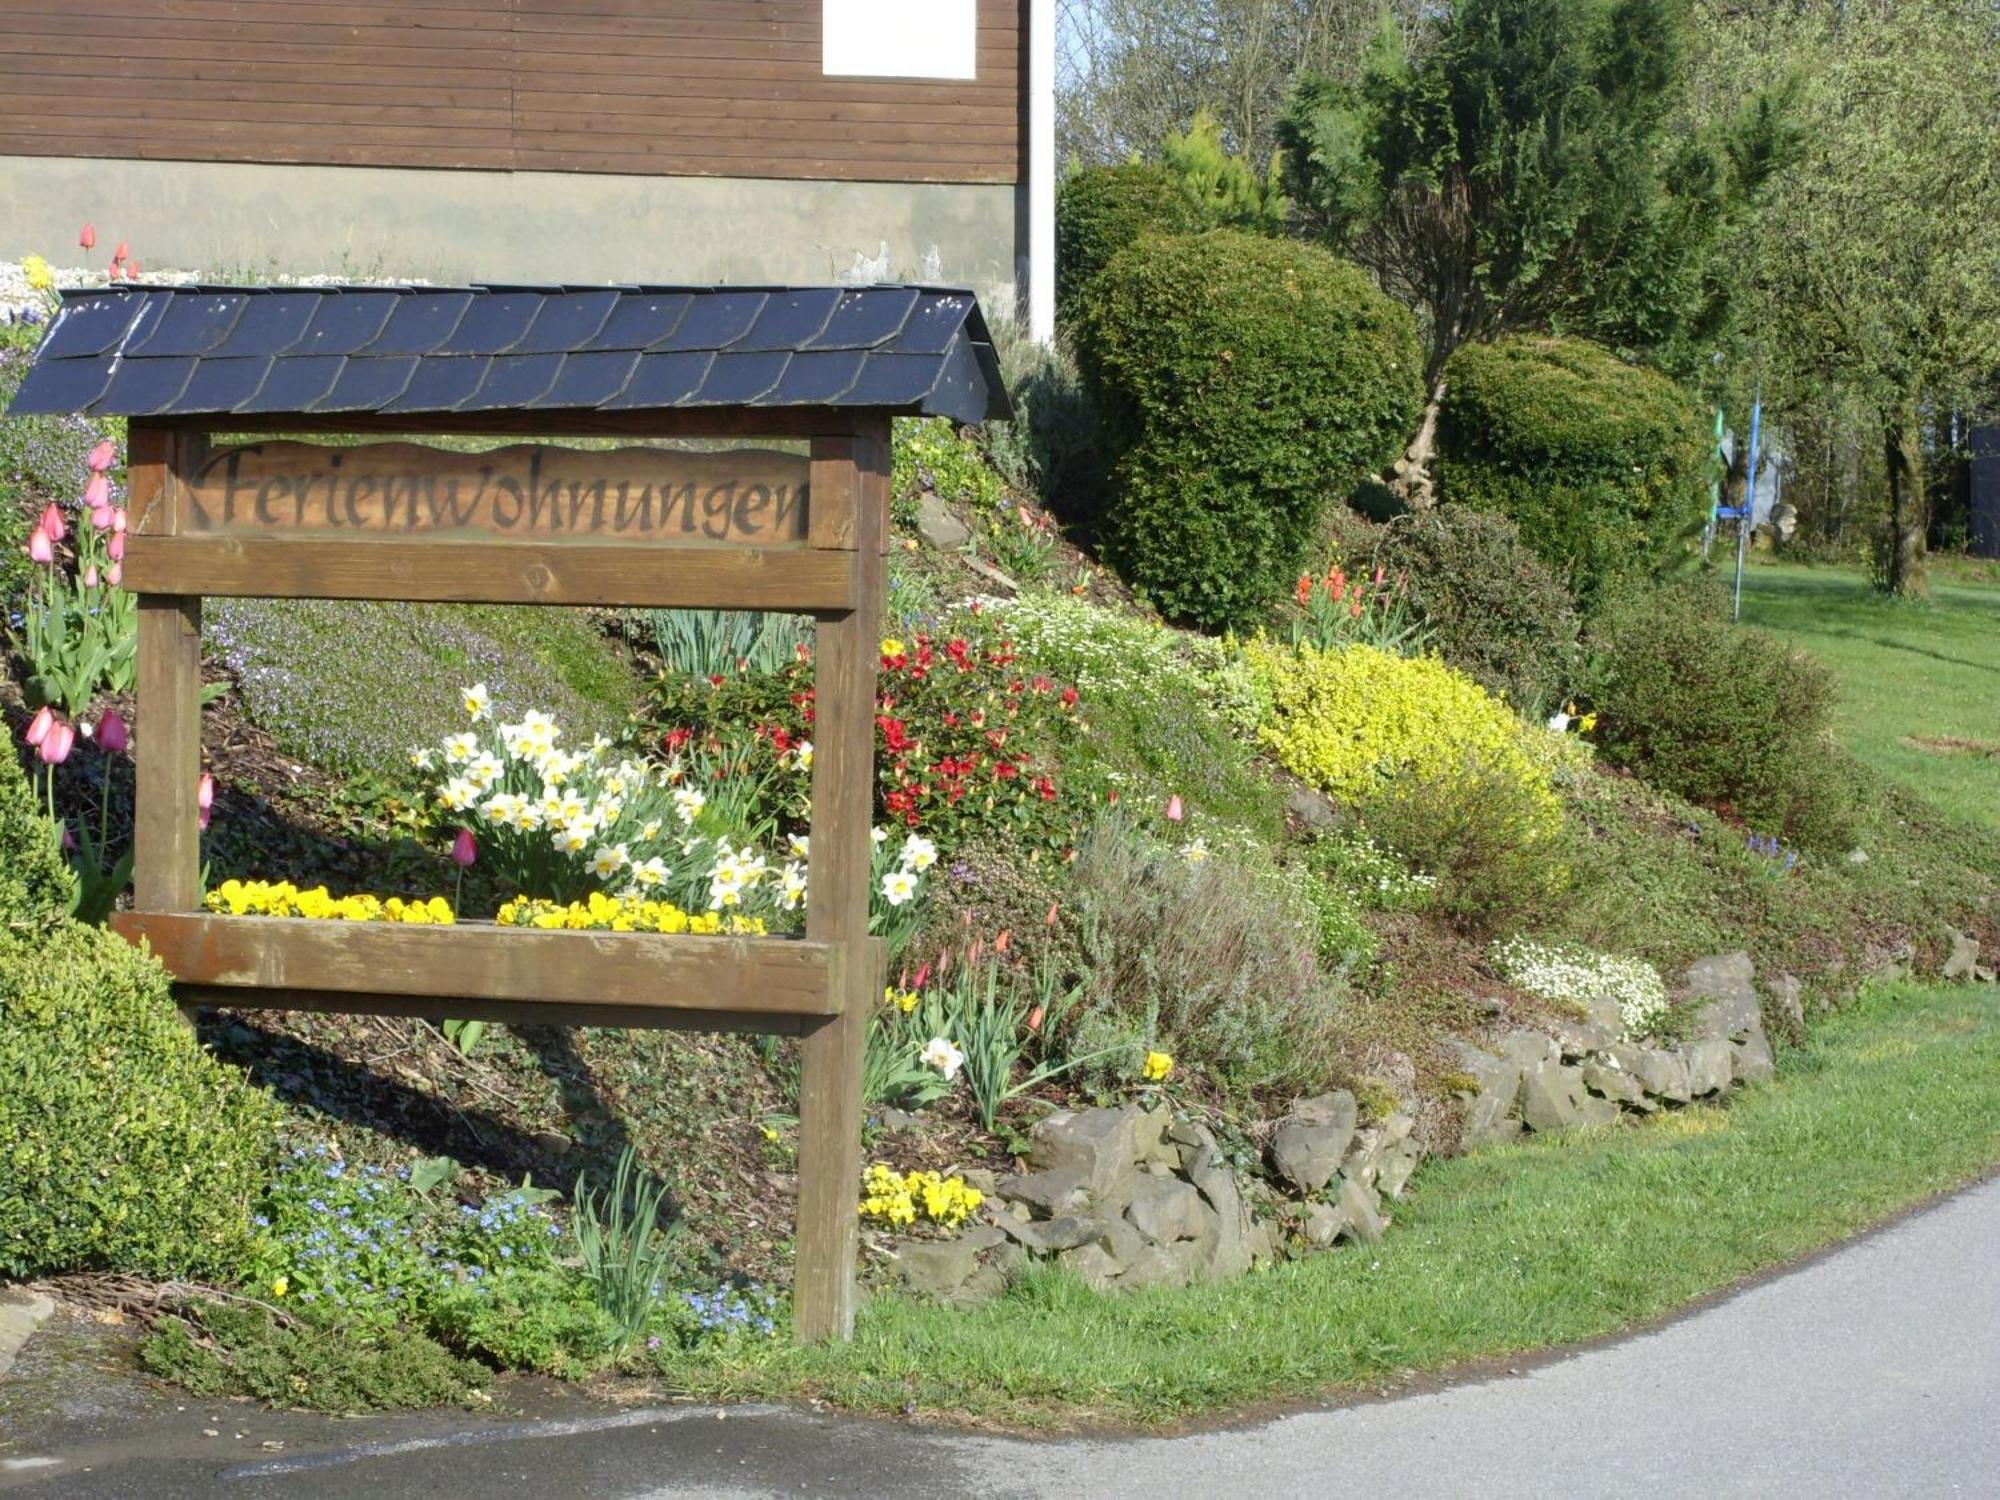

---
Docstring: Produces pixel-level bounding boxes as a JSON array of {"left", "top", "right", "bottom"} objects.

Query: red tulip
[
  {"left": 39, "top": 719, "right": 75, "bottom": 765},
  {"left": 79, "top": 222, "right": 96, "bottom": 250},
  {"left": 107, "top": 531, "right": 126, "bottom": 561},
  {"left": 196, "top": 772, "right": 215, "bottom": 829},
  {"left": 26, "top": 527, "right": 54, "bottom": 564},
  {"left": 104, "top": 562, "right": 122, "bottom": 587},
  {"left": 25, "top": 706, "right": 54, "bottom": 747},
  {"left": 83, "top": 473, "right": 111, "bottom": 507},
  {"left": 1349, "top": 597, "right": 1363, "bottom": 618},
  {"left": 1046, "top": 901, "right": 1059, "bottom": 927},
  {"left": 1165, "top": 794, "right": 1184, "bottom": 823},
  {"left": 37, "top": 503, "right": 65, "bottom": 543},
  {"left": 994, "top": 929, "right": 1011, "bottom": 953},
  {"left": 86, "top": 440, "right": 117, "bottom": 472},
  {"left": 1027, "top": 1005, "right": 1044, "bottom": 1033},
  {"left": 112, "top": 241, "right": 129, "bottom": 264},
  {"left": 451, "top": 828, "right": 478, "bottom": 867},
  {"left": 97, "top": 709, "right": 129, "bottom": 755}
]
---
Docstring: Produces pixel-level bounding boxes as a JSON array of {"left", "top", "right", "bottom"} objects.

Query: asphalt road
[{"left": 5, "top": 1176, "right": 1996, "bottom": 1500}]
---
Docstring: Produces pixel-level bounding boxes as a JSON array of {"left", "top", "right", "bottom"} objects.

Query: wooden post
[{"left": 794, "top": 421, "right": 890, "bottom": 1342}]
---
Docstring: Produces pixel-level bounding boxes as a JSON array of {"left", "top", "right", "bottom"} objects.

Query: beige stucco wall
[{"left": 0, "top": 155, "right": 1023, "bottom": 317}]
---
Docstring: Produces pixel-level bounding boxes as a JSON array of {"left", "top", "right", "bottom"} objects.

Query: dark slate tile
[
  {"left": 805, "top": 288, "right": 920, "bottom": 350},
  {"left": 94, "top": 356, "right": 199, "bottom": 415},
  {"left": 39, "top": 291, "right": 147, "bottom": 359},
  {"left": 882, "top": 293, "right": 974, "bottom": 356},
  {"left": 179, "top": 356, "right": 274, "bottom": 412},
  {"left": 584, "top": 292, "right": 692, "bottom": 351},
  {"left": 385, "top": 356, "right": 492, "bottom": 413},
  {"left": 654, "top": 291, "right": 767, "bottom": 351},
  {"left": 513, "top": 291, "right": 621, "bottom": 354},
  {"left": 542, "top": 349, "right": 640, "bottom": 408},
  {"left": 766, "top": 349, "right": 867, "bottom": 405},
  {"left": 690, "top": 351, "right": 790, "bottom": 405},
  {"left": 224, "top": 292, "right": 328, "bottom": 357},
  {"left": 734, "top": 289, "right": 842, "bottom": 352},
  {"left": 841, "top": 352, "right": 945, "bottom": 409},
  {"left": 920, "top": 337, "right": 992, "bottom": 425},
  {"left": 457, "top": 352, "right": 565, "bottom": 410},
  {"left": 233, "top": 355, "right": 347, "bottom": 414},
  {"left": 437, "top": 291, "right": 546, "bottom": 355},
  {"left": 122, "top": 291, "right": 251, "bottom": 356},
  {"left": 316, "top": 357, "right": 420, "bottom": 412},
  {"left": 293, "top": 293, "right": 400, "bottom": 357},
  {"left": 5, "top": 356, "right": 115, "bottom": 415},
  {"left": 604, "top": 351, "right": 713, "bottom": 408},
  {"left": 359, "top": 292, "right": 475, "bottom": 355}
]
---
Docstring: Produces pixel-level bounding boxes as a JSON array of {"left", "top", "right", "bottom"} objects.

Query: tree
[
  {"left": 1715, "top": 0, "right": 2000, "bottom": 596},
  {"left": 1277, "top": 0, "right": 1781, "bottom": 390}
]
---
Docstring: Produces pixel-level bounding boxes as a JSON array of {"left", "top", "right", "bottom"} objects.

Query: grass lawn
[
  {"left": 669, "top": 980, "right": 2000, "bottom": 1426},
  {"left": 1740, "top": 560, "right": 2000, "bottom": 831}
]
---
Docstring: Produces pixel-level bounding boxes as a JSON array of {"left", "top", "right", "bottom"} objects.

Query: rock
[
  {"left": 1520, "top": 1060, "right": 1620, "bottom": 1132},
  {"left": 1058, "top": 1241, "right": 1123, "bottom": 1290},
  {"left": 896, "top": 1238, "right": 982, "bottom": 1299},
  {"left": 952, "top": 1263, "right": 1009, "bottom": 1305},
  {"left": 1131, "top": 1105, "right": 1175, "bottom": 1168},
  {"left": 1376, "top": 1134, "right": 1423, "bottom": 1200},
  {"left": 1030, "top": 1107, "right": 1143, "bottom": 1200},
  {"left": 1449, "top": 1040, "right": 1523, "bottom": 1149},
  {"left": 1126, "top": 1176, "right": 1208, "bottom": 1244},
  {"left": 1116, "top": 1244, "right": 1189, "bottom": 1290},
  {"left": 1285, "top": 785, "right": 1338, "bottom": 831},
  {"left": 1582, "top": 1053, "right": 1647, "bottom": 1108},
  {"left": 0, "top": 1288, "right": 55, "bottom": 1378},
  {"left": 1686, "top": 953, "right": 1761, "bottom": 1041},
  {"left": 1336, "top": 1176, "right": 1388, "bottom": 1243},
  {"left": 1499, "top": 1029, "right": 1560, "bottom": 1069},
  {"left": 1845, "top": 846, "right": 1870, "bottom": 865},
  {"left": 1549, "top": 995, "right": 1623, "bottom": 1059},
  {"left": 998, "top": 1214, "right": 1110, "bottom": 1254},
  {"left": 1630, "top": 1045, "right": 1692, "bottom": 1104},
  {"left": 1868, "top": 941, "right": 1916, "bottom": 987},
  {"left": 1301, "top": 1200, "right": 1346, "bottom": 1247},
  {"left": 1167, "top": 1117, "right": 1218, "bottom": 1153},
  {"left": 1181, "top": 1143, "right": 1254, "bottom": 1280},
  {"left": 1684, "top": 1038, "right": 1735, "bottom": 1096},
  {"left": 1246, "top": 1218, "right": 1284, "bottom": 1265},
  {"left": 1729, "top": 1027, "right": 1776, "bottom": 1085},
  {"left": 915, "top": 491, "right": 969, "bottom": 549},
  {"left": 875, "top": 1108, "right": 921, "bottom": 1133},
  {"left": 1270, "top": 1092, "right": 1358, "bottom": 1194},
  {"left": 959, "top": 1167, "right": 998, "bottom": 1197},
  {"left": 1096, "top": 1216, "right": 1149, "bottom": 1269},
  {"left": 1941, "top": 928, "right": 1982, "bottom": 983},
  {"left": 1768, "top": 974, "right": 1806, "bottom": 1033},
  {"left": 957, "top": 1223, "right": 1008, "bottom": 1253},
  {"left": 994, "top": 1166, "right": 1090, "bottom": 1219}
]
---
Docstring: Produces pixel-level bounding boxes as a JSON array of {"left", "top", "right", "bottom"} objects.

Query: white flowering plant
[{"left": 1490, "top": 935, "right": 1670, "bottom": 1040}]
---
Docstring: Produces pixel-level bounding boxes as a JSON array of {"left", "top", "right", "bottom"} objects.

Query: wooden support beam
[
  {"left": 793, "top": 420, "right": 890, "bottom": 1342},
  {"left": 110, "top": 911, "right": 843, "bottom": 1016},
  {"left": 122, "top": 534, "right": 856, "bottom": 610},
  {"left": 174, "top": 987, "right": 814, "bottom": 1037}
]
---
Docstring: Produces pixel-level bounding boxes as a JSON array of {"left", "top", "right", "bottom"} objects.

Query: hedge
[{"left": 1056, "top": 161, "right": 1210, "bottom": 312}]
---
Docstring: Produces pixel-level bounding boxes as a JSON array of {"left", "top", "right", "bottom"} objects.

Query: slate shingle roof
[{"left": 5, "top": 284, "right": 1009, "bottom": 425}]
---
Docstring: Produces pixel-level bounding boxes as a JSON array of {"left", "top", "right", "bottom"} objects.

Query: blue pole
[{"left": 1734, "top": 392, "right": 1762, "bottom": 622}]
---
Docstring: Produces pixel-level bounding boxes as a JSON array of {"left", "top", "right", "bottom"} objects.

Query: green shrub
[
  {"left": 1077, "top": 230, "right": 1423, "bottom": 630},
  {"left": 1061, "top": 817, "right": 1341, "bottom": 1092},
  {"left": 980, "top": 329, "right": 1103, "bottom": 519},
  {"left": 1372, "top": 507, "right": 1582, "bottom": 716},
  {"left": 0, "top": 920, "right": 280, "bottom": 1279},
  {"left": 1588, "top": 581, "right": 1860, "bottom": 850},
  {"left": 1, "top": 745, "right": 75, "bottom": 926},
  {"left": 1056, "top": 161, "right": 1210, "bottom": 309},
  {"left": 1435, "top": 336, "right": 1709, "bottom": 602}
]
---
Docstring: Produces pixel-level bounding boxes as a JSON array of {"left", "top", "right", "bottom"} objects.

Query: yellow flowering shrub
[
  {"left": 1241, "top": 639, "right": 1561, "bottom": 826},
  {"left": 206, "top": 880, "right": 455, "bottom": 924},
  {"left": 859, "top": 1163, "right": 984, "bottom": 1231},
  {"left": 494, "top": 892, "right": 764, "bottom": 936}
]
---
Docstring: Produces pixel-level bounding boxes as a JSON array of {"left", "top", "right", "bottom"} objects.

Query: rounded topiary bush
[
  {"left": 1435, "top": 336, "right": 1709, "bottom": 602},
  {"left": 1056, "top": 161, "right": 1209, "bottom": 311},
  {"left": 1372, "top": 507, "right": 1582, "bottom": 716},
  {"left": 0, "top": 750, "right": 279, "bottom": 1280},
  {"left": 1078, "top": 230, "right": 1424, "bottom": 631}
]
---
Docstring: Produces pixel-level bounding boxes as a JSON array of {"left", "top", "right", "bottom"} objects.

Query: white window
[{"left": 823, "top": 0, "right": 978, "bottom": 80}]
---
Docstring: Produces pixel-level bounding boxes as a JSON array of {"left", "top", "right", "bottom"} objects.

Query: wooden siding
[{"left": 0, "top": 0, "right": 1023, "bottom": 183}]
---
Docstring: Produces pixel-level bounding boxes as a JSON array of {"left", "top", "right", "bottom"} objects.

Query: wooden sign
[{"left": 174, "top": 441, "right": 810, "bottom": 545}]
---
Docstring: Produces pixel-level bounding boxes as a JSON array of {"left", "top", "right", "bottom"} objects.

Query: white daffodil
[
  {"left": 871, "top": 826, "right": 889, "bottom": 847},
  {"left": 594, "top": 794, "right": 625, "bottom": 825},
  {"left": 480, "top": 792, "right": 522, "bottom": 827},
  {"left": 640, "top": 819, "right": 664, "bottom": 843},
  {"left": 880, "top": 869, "right": 918, "bottom": 906},
  {"left": 673, "top": 786, "right": 707, "bottom": 825},
  {"left": 409, "top": 747, "right": 435, "bottom": 771},
  {"left": 780, "top": 860, "right": 809, "bottom": 911},
  {"left": 793, "top": 740, "right": 814, "bottom": 772},
  {"left": 920, "top": 1037, "right": 965, "bottom": 1081},
  {"left": 899, "top": 834, "right": 938, "bottom": 873},
  {"left": 632, "top": 856, "right": 669, "bottom": 888},
  {"left": 443, "top": 732, "right": 478, "bottom": 763},
  {"left": 438, "top": 776, "right": 479, "bottom": 812},
  {"left": 465, "top": 751, "right": 503, "bottom": 790},
  {"left": 1546, "top": 710, "right": 1571, "bottom": 733},
  {"left": 588, "top": 845, "right": 631, "bottom": 880},
  {"left": 556, "top": 826, "right": 590, "bottom": 855},
  {"left": 462, "top": 683, "right": 491, "bottom": 721},
  {"left": 788, "top": 832, "right": 810, "bottom": 860}
]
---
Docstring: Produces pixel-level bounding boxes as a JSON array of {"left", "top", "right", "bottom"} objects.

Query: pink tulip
[
  {"left": 89, "top": 505, "right": 113, "bottom": 532},
  {"left": 113, "top": 241, "right": 129, "bottom": 265},
  {"left": 107, "top": 262, "right": 123, "bottom": 282},
  {"left": 196, "top": 772, "right": 215, "bottom": 829},
  {"left": 110, "top": 506, "right": 126, "bottom": 534},
  {"left": 97, "top": 709, "right": 129, "bottom": 755},
  {"left": 39, "top": 719, "right": 75, "bottom": 765},
  {"left": 1165, "top": 794, "right": 1184, "bottom": 823},
  {"left": 86, "top": 440, "right": 116, "bottom": 472},
  {"left": 104, "top": 562, "right": 121, "bottom": 587},
  {"left": 25, "top": 706, "right": 54, "bottom": 747},
  {"left": 107, "top": 531, "right": 126, "bottom": 561},
  {"left": 79, "top": 222, "right": 96, "bottom": 250},
  {"left": 83, "top": 473, "right": 111, "bottom": 506},
  {"left": 37, "top": 503, "right": 65, "bottom": 543},
  {"left": 127, "top": 261, "right": 141, "bottom": 279},
  {"left": 61, "top": 825, "right": 75, "bottom": 852},
  {"left": 82, "top": 565, "right": 99, "bottom": 587},
  {"left": 450, "top": 828, "right": 478, "bottom": 867},
  {"left": 26, "top": 527, "right": 54, "bottom": 564}
]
